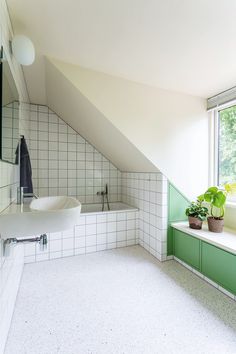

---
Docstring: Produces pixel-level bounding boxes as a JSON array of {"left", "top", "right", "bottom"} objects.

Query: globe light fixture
[{"left": 11, "top": 35, "right": 35, "bottom": 66}]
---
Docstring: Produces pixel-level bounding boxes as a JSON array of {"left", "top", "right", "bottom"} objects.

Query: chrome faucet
[
  {"left": 17, "top": 187, "right": 38, "bottom": 204},
  {"left": 97, "top": 183, "right": 110, "bottom": 211}
]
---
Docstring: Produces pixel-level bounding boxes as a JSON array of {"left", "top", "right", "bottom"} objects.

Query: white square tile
[
  {"left": 117, "top": 221, "right": 126, "bottom": 231},
  {"left": 127, "top": 229, "right": 136, "bottom": 240},
  {"left": 107, "top": 222, "right": 116, "bottom": 233},
  {"left": 117, "top": 231, "right": 126, "bottom": 242},
  {"left": 62, "top": 238, "right": 74, "bottom": 250},
  {"left": 86, "top": 224, "right": 96, "bottom": 235},
  {"left": 86, "top": 215, "right": 97, "bottom": 224},
  {"left": 97, "top": 223, "right": 107, "bottom": 234},
  {"left": 75, "top": 237, "right": 86, "bottom": 248},
  {"left": 62, "top": 229, "right": 74, "bottom": 239},
  {"left": 50, "top": 240, "right": 62, "bottom": 252},
  {"left": 97, "top": 233, "right": 107, "bottom": 245},
  {"left": 107, "top": 232, "right": 116, "bottom": 243},
  {"left": 127, "top": 219, "right": 135, "bottom": 230},
  {"left": 75, "top": 225, "right": 86, "bottom": 237}
]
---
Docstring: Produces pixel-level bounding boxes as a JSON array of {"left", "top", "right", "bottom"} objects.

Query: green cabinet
[
  {"left": 172, "top": 227, "right": 236, "bottom": 296},
  {"left": 173, "top": 229, "right": 200, "bottom": 270},
  {"left": 202, "top": 242, "right": 236, "bottom": 295}
]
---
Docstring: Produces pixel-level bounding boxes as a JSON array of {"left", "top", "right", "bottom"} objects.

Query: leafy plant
[
  {"left": 185, "top": 198, "right": 208, "bottom": 221},
  {"left": 198, "top": 183, "right": 236, "bottom": 219}
]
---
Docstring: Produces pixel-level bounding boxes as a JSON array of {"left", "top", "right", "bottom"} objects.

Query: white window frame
[{"left": 210, "top": 99, "right": 236, "bottom": 205}]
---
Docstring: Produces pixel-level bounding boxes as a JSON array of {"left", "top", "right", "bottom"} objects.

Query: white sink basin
[{"left": 0, "top": 196, "right": 81, "bottom": 239}]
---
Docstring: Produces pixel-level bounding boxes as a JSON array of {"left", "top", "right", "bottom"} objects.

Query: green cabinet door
[
  {"left": 173, "top": 229, "right": 200, "bottom": 270},
  {"left": 202, "top": 242, "right": 236, "bottom": 294}
]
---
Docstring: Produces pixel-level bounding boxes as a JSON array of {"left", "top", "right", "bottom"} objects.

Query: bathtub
[
  {"left": 76, "top": 202, "right": 139, "bottom": 253},
  {"left": 24, "top": 202, "right": 139, "bottom": 264},
  {"left": 81, "top": 202, "right": 138, "bottom": 214}
]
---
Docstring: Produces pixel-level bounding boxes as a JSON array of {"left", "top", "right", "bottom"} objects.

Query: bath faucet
[{"left": 97, "top": 183, "right": 110, "bottom": 211}]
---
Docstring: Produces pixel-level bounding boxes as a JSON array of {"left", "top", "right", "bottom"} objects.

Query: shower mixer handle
[{"left": 96, "top": 184, "right": 110, "bottom": 211}]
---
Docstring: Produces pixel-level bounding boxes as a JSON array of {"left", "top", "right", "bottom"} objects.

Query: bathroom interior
[{"left": 1, "top": 0, "right": 236, "bottom": 353}]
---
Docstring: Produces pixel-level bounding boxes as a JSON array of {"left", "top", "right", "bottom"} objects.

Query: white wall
[{"left": 46, "top": 58, "right": 208, "bottom": 200}]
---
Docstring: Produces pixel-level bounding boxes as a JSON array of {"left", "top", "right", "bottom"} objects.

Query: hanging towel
[{"left": 15, "top": 136, "right": 33, "bottom": 194}]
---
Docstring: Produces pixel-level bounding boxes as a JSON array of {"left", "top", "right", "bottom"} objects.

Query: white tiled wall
[
  {"left": 121, "top": 172, "right": 168, "bottom": 261},
  {"left": 24, "top": 209, "right": 138, "bottom": 263},
  {"left": 1, "top": 102, "right": 19, "bottom": 163},
  {"left": 26, "top": 103, "right": 121, "bottom": 203},
  {"left": 0, "top": 102, "right": 30, "bottom": 214},
  {"left": 22, "top": 106, "right": 169, "bottom": 263}
]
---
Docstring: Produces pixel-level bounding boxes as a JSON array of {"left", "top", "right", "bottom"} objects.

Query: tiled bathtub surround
[
  {"left": 23, "top": 206, "right": 138, "bottom": 263},
  {"left": 27, "top": 104, "right": 121, "bottom": 203},
  {"left": 121, "top": 172, "right": 168, "bottom": 261}
]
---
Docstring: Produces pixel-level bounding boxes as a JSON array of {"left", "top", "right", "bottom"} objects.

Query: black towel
[{"left": 15, "top": 136, "right": 33, "bottom": 194}]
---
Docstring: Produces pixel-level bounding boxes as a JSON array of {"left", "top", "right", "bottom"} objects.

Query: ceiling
[{"left": 6, "top": 0, "right": 236, "bottom": 104}]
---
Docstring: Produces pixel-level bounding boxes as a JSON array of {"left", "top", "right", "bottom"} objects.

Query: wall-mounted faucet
[
  {"left": 17, "top": 186, "right": 38, "bottom": 204},
  {"left": 97, "top": 183, "right": 110, "bottom": 211}
]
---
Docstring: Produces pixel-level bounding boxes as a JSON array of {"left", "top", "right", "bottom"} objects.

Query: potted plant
[
  {"left": 185, "top": 197, "right": 208, "bottom": 230},
  {"left": 199, "top": 183, "right": 236, "bottom": 233}
]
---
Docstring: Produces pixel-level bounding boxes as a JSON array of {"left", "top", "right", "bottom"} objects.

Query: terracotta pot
[
  {"left": 207, "top": 217, "right": 224, "bottom": 233},
  {"left": 188, "top": 216, "right": 203, "bottom": 230}
]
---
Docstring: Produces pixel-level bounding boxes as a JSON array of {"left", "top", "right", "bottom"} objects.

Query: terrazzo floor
[{"left": 5, "top": 246, "right": 236, "bottom": 354}]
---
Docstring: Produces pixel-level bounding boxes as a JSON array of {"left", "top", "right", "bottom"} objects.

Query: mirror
[{"left": 0, "top": 48, "right": 19, "bottom": 164}]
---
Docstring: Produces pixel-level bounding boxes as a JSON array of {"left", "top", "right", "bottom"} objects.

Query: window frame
[{"left": 210, "top": 99, "right": 236, "bottom": 204}]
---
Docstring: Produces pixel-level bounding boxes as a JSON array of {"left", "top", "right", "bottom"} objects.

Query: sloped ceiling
[
  {"left": 45, "top": 58, "right": 158, "bottom": 173},
  {"left": 7, "top": 0, "right": 236, "bottom": 104},
  {"left": 46, "top": 58, "right": 208, "bottom": 198}
]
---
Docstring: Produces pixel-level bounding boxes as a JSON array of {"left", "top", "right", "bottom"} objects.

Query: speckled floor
[{"left": 5, "top": 246, "right": 236, "bottom": 354}]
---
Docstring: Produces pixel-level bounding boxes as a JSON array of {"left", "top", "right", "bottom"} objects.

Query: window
[{"left": 217, "top": 104, "right": 236, "bottom": 186}]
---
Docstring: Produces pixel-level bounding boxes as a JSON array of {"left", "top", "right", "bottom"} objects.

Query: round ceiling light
[{"left": 11, "top": 35, "right": 35, "bottom": 66}]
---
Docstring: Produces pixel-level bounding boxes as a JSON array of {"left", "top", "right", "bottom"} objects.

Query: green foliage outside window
[{"left": 219, "top": 105, "right": 236, "bottom": 185}]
